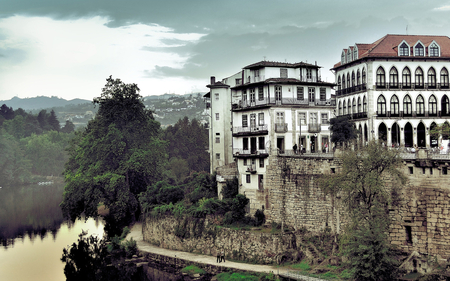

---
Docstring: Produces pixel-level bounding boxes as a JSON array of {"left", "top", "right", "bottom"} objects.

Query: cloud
[{"left": 433, "top": 5, "right": 450, "bottom": 11}]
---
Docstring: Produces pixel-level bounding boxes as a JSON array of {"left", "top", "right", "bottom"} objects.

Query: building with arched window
[{"left": 332, "top": 34, "right": 450, "bottom": 148}]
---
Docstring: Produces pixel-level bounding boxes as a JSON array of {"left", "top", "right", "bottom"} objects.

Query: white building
[
  {"left": 332, "top": 34, "right": 450, "bottom": 148},
  {"left": 207, "top": 60, "right": 335, "bottom": 206}
]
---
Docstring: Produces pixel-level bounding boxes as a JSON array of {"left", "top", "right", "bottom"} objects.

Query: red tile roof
[
  {"left": 244, "top": 60, "right": 320, "bottom": 69},
  {"left": 333, "top": 34, "right": 450, "bottom": 69}
]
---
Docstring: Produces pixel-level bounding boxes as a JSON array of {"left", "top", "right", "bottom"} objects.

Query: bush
[{"left": 254, "top": 209, "right": 265, "bottom": 226}]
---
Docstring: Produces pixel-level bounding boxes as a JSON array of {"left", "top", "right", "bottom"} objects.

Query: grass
[{"left": 181, "top": 265, "right": 206, "bottom": 276}]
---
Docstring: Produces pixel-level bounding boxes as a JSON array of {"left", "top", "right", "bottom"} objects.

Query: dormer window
[
  {"left": 429, "top": 42, "right": 440, "bottom": 57},
  {"left": 415, "top": 42, "right": 424, "bottom": 56},
  {"left": 347, "top": 50, "right": 352, "bottom": 62},
  {"left": 341, "top": 51, "right": 346, "bottom": 64},
  {"left": 353, "top": 47, "right": 358, "bottom": 60},
  {"left": 280, "top": 68, "right": 287, "bottom": 78},
  {"left": 399, "top": 42, "right": 409, "bottom": 56}
]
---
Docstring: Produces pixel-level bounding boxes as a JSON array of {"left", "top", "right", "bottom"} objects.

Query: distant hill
[{"left": 0, "top": 96, "right": 91, "bottom": 111}]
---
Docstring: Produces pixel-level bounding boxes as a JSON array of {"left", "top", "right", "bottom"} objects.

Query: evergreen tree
[
  {"left": 48, "top": 109, "right": 60, "bottom": 131},
  {"left": 61, "top": 76, "right": 167, "bottom": 237}
]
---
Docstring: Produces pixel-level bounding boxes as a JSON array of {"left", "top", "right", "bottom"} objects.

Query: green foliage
[
  {"left": 320, "top": 141, "right": 405, "bottom": 280},
  {"left": 181, "top": 265, "right": 206, "bottom": 276},
  {"left": 429, "top": 121, "right": 450, "bottom": 140},
  {"left": 61, "top": 76, "right": 167, "bottom": 237},
  {"left": 254, "top": 209, "right": 265, "bottom": 226},
  {"left": 330, "top": 116, "right": 358, "bottom": 145},
  {"left": 292, "top": 261, "right": 311, "bottom": 271},
  {"left": 0, "top": 129, "right": 32, "bottom": 185},
  {"left": 216, "top": 272, "right": 276, "bottom": 281},
  {"left": 221, "top": 177, "right": 239, "bottom": 199}
]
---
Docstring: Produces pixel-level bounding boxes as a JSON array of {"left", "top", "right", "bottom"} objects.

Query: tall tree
[
  {"left": 330, "top": 116, "right": 358, "bottom": 146},
  {"left": 320, "top": 141, "right": 406, "bottom": 281},
  {"left": 48, "top": 109, "right": 60, "bottom": 131},
  {"left": 61, "top": 76, "right": 167, "bottom": 236}
]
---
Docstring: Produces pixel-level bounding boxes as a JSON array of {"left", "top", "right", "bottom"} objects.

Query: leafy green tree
[
  {"left": 330, "top": 116, "right": 358, "bottom": 146},
  {"left": 320, "top": 141, "right": 406, "bottom": 281},
  {"left": 61, "top": 76, "right": 166, "bottom": 237},
  {"left": 48, "top": 109, "right": 60, "bottom": 131},
  {"left": 61, "top": 120, "right": 75, "bottom": 133},
  {"left": 0, "top": 104, "right": 14, "bottom": 120},
  {"left": 0, "top": 129, "right": 32, "bottom": 185}
]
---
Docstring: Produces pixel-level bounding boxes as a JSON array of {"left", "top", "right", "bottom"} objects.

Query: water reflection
[{"left": 0, "top": 183, "right": 65, "bottom": 247}]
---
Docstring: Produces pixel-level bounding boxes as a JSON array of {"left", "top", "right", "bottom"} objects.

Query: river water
[{"left": 0, "top": 183, "right": 105, "bottom": 281}]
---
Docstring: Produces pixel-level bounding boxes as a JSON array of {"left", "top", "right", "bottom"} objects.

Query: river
[{"left": 0, "top": 183, "right": 105, "bottom": 281}]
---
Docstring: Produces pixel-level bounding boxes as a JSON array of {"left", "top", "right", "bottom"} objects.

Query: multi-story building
[
  {"left": 207, "top": 60, "right": 335, "bottom": 207},
  {"left": 332, "top": 34, "right": 450, "bottom": 148}
]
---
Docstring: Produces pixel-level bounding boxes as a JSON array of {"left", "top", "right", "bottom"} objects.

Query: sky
[{"left": 1, "top": 0, "right": 450, "bottom": 101}]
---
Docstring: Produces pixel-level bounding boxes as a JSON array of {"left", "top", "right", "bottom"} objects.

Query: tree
[
  {"left": 61, "top": 76, "right": 167, "bottom": 237},
  {"left": 320, "top": 141, "right": 406, "bottom": 281},
  {"left": 0, "top": 104, "right": 14, "bottom": 120},
  {"left": 48, "top": 109, "right": 60, "bottom": 131},
  {"left": 330, "top": 116, "right": 358, "bottom": 146},
  {"left": 61, "top": 120, "right": 75, "bottom": 133}
]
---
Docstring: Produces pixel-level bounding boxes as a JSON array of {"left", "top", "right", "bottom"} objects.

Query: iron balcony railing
[
  {"left": 275, "top": 123, "right": 288, "bottom": 133},
  {"left": 308, "top": 123, "right": 321, "bottom": 133},
  {"left": 232, "top": 124, "right": 268, "bottom": 135},
  {"left": 232, "top": 98, "right": 334, "bottom": 110},
  {"left": 233, "top": 148, "right": 269, "bottom": 156}
]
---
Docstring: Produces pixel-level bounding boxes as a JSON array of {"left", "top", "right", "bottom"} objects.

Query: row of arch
[
  {"left": 377, "top": 94, "right": 450, "bottom": 116},
  {"left": 337, "top": 66, "right": 450, "bottom": 90}
]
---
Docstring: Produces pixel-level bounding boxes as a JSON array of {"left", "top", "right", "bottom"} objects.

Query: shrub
[{"left": 254, "top": 209, "right": 265, "bottom": 226}]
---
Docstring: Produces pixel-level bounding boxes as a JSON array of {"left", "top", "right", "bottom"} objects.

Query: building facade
[{"left": 332, "top": 34, "right": 450, "bottom": 148}]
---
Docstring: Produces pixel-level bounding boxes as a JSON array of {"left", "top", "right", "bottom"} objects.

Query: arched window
[
  {"left": 357, "top": 70, "right": 361, "bottom": 86},
  {"left": 343, "top": 100, "right": 347, "bottom": 115},
  {"left": 358, "top": 97, "right": 362, "bottom": 113},
  {"left": 337, "top": 76, "right": 341, "bottom": 91},
  {"left": 377, "top": 95, "right": 386, "bottom": 116},
  {"left": 362, "top": 68, "right": 366, "bottom": 84},
  {"left": 390, "top": 95, "right": 399, "bottom": 116},
  {"left": 428, "top": 67, "right": 436, "bottom": 89},
  {"left": 442, "top": 95, "right": 450, "bottom": 116},
  {"left": 429, "top": 95, "right": 437, "bottom": 116},
  {"left": 376, "top": 67, "right": 386, "bottom": 88},
  {"left": 429, "top": 42, "right": 440, "bottom": 57},
  {"left": 390, "top": 67, "right": 398, "bottom": 88},
  {"left": 351, "top": 71, "right": 355, "bottom": 88},
  {"left": 338, "top": 101, "right": 342, "bottom": 116},
  {"left": 415, "top": 43, "right": 424, "bottom": 56},
  {"left": 341, "top": 52, "right": 345, "bottom": 64},
  {"left": 402, "top": 67, "right": 411, "bottom": 88},
  {"left": 347, "top": 73, "right": 350, "bottom": 90},
  {"left": 347, "top": 99, "right": 351, "bottom": 115},
  {"left": 416, "top": 95, "right": 425, "bottom": 116},
  {"left": 363, "top": 96, "right": 367, "bottom": 113},
  {"left": 403, "top": 95, "right": 412, "bottom": 116},
  {"left": 342, "top": 74, "right": 346, "bottom": 89},
  {"left": 441, "top": 68, "right": 449, "bottom": 89},
  {"left": 399, "top": 42, "right": 409, "bottom": 56},
  {"left": 352, "top": 98, "right": 356, "bottom": 115},
  {"left": 415, "top": 67, "right": 424, "bottom": 88}
]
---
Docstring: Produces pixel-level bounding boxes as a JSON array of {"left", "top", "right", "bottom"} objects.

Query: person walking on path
[
  {"left": 216, "top": 249, "right": 221, "bottom": 263},
  {"left": 221, "top": 250, "right": 225, "bottom": 263}
]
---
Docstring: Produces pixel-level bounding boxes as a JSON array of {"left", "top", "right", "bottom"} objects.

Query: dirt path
[{"left": 126, "top": 222, "right": 289, "bottom": 276}]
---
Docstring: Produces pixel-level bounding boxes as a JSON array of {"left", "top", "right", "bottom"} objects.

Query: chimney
[{"left": 210, "top": 76, "right": 216, "bottom": 85}]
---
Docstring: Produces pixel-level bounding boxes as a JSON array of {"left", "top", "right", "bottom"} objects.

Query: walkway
[{"left": 127, "top": 223, "right": 327, "bottom": 281}]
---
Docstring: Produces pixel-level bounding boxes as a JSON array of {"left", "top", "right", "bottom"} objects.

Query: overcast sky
[{"left": 1, "top": 0, "right": 450, "bottom": 101}]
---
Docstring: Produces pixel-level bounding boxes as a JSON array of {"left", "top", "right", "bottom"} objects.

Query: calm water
[{"left": 0, "top": 183, "right": 105, "bottom": 281}]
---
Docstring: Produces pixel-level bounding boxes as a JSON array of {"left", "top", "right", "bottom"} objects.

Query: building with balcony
[
  {"left": 332, "top": 34, "right": 450, "bottom": 148},
  {"left": 207, "top": 60, "right": 335, "bottom": 205}
]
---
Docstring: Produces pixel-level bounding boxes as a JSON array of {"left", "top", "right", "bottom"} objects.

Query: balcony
[
  {"left": 308, "top": 123, "right": 321, "bottom": 133},
  {"left": 275, "top": 123, "right": 288, "bottom": 133},
  {"left": 374, "top": 83, "right": 450, "bottom": 91},
  {"left": 336, "top": 83, "right": 367, "bottom": 96},
  {"left": 232, "top": 124, "right": 268, "bottom": 136},
  {"left": 233, "top": 148, "right": 269, "bottom": 158},
  {"left": 232, "top": 98, "right": 334, "bottom": 111},
  {"left": 245, "top": 164, "right": 257, "bottom": 174}
]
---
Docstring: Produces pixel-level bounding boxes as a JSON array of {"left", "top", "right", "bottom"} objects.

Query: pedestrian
[
  {"left": 293, "top": 143, "right": 298, "bottom": 154},
  {"left": 216, "top": 249, "right": 221, "bottom": 263},
  {"left": 221, "top": 249, "right": 225, "bottom": 263}
]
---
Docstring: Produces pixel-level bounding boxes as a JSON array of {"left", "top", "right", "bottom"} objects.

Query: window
[
  {"left": 299, "top": 112, "right": 306, "bottom": 125},
  {"left": 415, "top": 43, "right": 424, "bottom": 56},
  {"left": 338, "top": 101, "right": 342, "bottom": 116},
  {"left": 399, "top": 42, "right": 409, "bottom": 56},
  {"left": 363, "top": 96, "right": 367, "bottom": 112},
  {"left": 215, "top": 93, "right": 219, "bottom": 100},
  {"left": 280, "top": 68, "right": 288, "bottom": 78},
  {"left": 429, "top": 42, "right": 439, "bottom": 57},
  {"left": 310, "top": 112, "right": 318, "bottom": 124},
  {"left": 246, "top": 174, "right": 251, "bottom": 183},
  {"left": 258, "top": 137, "right": 265, "bottom": 149},
  {"left": 341, "top": 52, "right": 345, "bottom": 64},
  {"left": 276, "top": 112, "right": 284, "bottom": 124},
  {"left": 258, "top": 175, "right": 264, "bottom": 190},
  {"left": 441, "top": 68, "right": 449, "bottom": 87},
  {"left": 243, "top": 138, "right": 248, "bottom": 150},
  {"left": 275, "top": 86, "right": 282, "bottom": 101},
  {"left": 403, "top": 95, "right": 412, "bottom": 115},
  {"left": 351, "top": 72, "right": 355, "bottom": 87},
  {"left": 216, "top": 153, "right": 220, "bottom": 160},
  {"left": 308, "top": 87, "right": 315, "bottom": 103},
  {"left": 362, "top": 68, "right": 366, "bottom": 84},
  {"left": 416, "top": 95, "right": 425, "bottom": 115},
  {"left": 376, "top": 67, "right": 385, "bottom": 87},
  {"left": 358, "top": 97, "right": 362, "bottom": 113},
  {"left": 321, "top": 113, "right": 328, "bottom": 124},
  {"left": 343, "top": 100, "right": 347, "bottom": 115},
  {"left": 357, "top": 70, "right": 361, "bottom": 85},
  {"left": 258, "top": 113, "right": 264, "bottom": 126},
  {"left": 250, "top": 114, "right": 256, "bottom": 128},
  {"left": 352, "top": 98, "right": 356, "bottom": 114},
  {"left": 342, "top": 74, "right": 346, "bottom": 89},
  {"left": 250, "top": 88, "right": 256, "bottom": 103},
  {"left": 306, "top": 69, "right": 312, "bottom": 79},
  {"left": 297, "top": 87, "right": 304, "bottom": 100},
  {"left": 215, "top": 113, "right": 219, "bottom": 120},
  {"left": 242, "top": 115, "right": 248, "bottom": 127},
  {"left": 320, "top": 88, "right": 326, "bottom": 101},
  {"left": 243, "top": 158, "right": 247, "bottom": 166},
  {"left": 390, "top": 67, "right": 398, "bottom": 87},
  {"left": 347, "top": 99, "right": 351, "bottom": 115},
  {"left": 259, "top": 158, "right": 264, "bottom": 168},
  {"left": 377, "top": 95, "right": 386, "bottom": 115},
  {"left": 429, "top": 95, "right": 437, "bottom": 115},
  {"left": 390, "top": 95, "right": 399, "bottom": 115},
  {"left": 402, "top": 67, "right": 411, "bottom": 88},
  {"left": 443, "top": 167, "right": 448, "bottom": 175},
  {"left": 409, "top": 167, "right": 414, "bottom": 174},
  {"left": 215, "top": 137, "right": 220, "bottom": 143},
  {"left": 337, "top": 77, "right": 341, "bottom": 91},
  {"left": 255, "top": 69, "right": 260, "bottom": 77},
  {"left": 258, "top": 86, "right": 264, "bottom": 101},
  {"left": 347, "top": 73, "right": 350, "bottom": 90},
  {"left": 428, "top": 68, "right": 436, "bottom": 88},
  {"left": 347, "top": 51, "right": 352, "bottom": 62},
  {"left": 415, "top": 67, "right": 424, "bottom": 88},
  {"left": 242, "top": 89, "right": 247, "bottom": 102}
]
